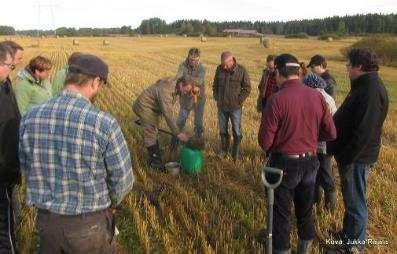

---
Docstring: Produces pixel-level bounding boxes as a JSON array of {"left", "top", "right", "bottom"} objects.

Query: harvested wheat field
[{"left": 3, "top": 36, "right": 396, "bottom": 253}]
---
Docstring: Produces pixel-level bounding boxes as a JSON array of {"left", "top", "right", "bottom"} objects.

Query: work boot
[
  {"left": 274, "top": 249, "right": 291, "bottom": 254},
  {"left": 147, "top": 143, "right": 164, "bottom": 171},
  {"left": 220, "top": 134, "right": 230, "bottom": 157},
  {"left": 313, "top": 186, "right": 322, "bottom": 205},
  {"left": 297, "top": 239, "right": 313, "bottom": 254},
  {"left": 231, "top": 135, "right": 242, "bottom": 161},
  {"left": 324, "top": 191, "right": 337, "bottom": 212}
]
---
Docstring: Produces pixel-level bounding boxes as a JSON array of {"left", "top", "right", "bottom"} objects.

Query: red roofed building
[{"left": 223, "top": 29, "right": 263, "bottom": 37}]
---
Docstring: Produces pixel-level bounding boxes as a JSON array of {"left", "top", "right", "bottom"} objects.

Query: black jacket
[
  {"left": 327, "top": 72, "right": 389, "bottom": 166},
  {"left": 321, "top": 71, "right": 337, "bottom": 98},
  {"left": 0, "top": 78, "right": 21, "bottom": 185}
]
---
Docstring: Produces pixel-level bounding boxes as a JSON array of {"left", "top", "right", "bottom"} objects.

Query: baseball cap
[
  {"left": 307, "top": 54, "right": 326, "bottom": 68},
  {"left": 68, "top": 54, "right": 109, "bottom": 84}
]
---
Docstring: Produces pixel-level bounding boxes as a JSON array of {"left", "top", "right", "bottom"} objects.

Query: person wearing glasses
[
  {"left": 19, "top": 54, "right": 134, "bottom": 253},
  {"left": 327, "top": 48, "right": 389, "bottom": 254},
  {"left": 15, "top": 56, "right": 53, "bottom": 115},
  {"left": 0, "top": 43, "right": 20, "bottom": 254},
  {"left": 2, "top": 41, "right": 24, "bottom": 67}
]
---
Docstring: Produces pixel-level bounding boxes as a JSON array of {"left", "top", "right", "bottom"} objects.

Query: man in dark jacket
[
  {"left": 308, "top": 54, "right": 337, "bottom": 98},
  {"left": 213, "top": 51, "right": 251, "bottom": 161},
  {"left": 307, "top": 54, "right": 338, "bottom": 211},
  {"left": 0, "top": 42, "right": 20, "bottom": 254},
  {"left": 259, "top": 53, "right": 336, "bottom": 254},
  {"left": 327, "top": 48, "right": 389, "bottom": 253}
]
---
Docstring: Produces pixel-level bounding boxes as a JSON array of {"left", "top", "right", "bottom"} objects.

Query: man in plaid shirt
[{"left": 19, "top": 54, "right": 134, "bottom": 254}]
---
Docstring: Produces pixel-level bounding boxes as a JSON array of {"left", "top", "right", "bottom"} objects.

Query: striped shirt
[{"left": 19, "top": 90, "right": 134, "bottom": 215}]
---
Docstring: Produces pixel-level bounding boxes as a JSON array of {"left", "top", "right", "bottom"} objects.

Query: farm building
[{"left": 223, "top": 29, "right": 263, "bottom": 37}]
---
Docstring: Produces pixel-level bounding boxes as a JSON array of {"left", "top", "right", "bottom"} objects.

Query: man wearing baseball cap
[
  {"left": 307, "top": 54, "right": 337, "bottom": 98},
  {"left": 307, "top": 54, "right": 338, "bottom": 211},
  {"left": 19, "top": 53, "right": 134, "bottom": 253}
]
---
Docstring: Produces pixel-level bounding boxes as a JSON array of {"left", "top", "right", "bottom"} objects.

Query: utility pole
[{"left": 34, "top": 1, "right": 59, "bottom": 36}]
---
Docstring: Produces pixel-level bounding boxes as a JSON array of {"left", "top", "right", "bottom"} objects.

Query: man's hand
[
  {"left": 193, "top": 86, "right": 200, "bottom": 95},
  {"left": 177, "top": 132, "right": 189, "bottom": 142}
]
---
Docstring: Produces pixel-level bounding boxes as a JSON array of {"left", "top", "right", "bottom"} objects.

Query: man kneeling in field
[{"left": 133, "top": 77, "right": 195, "bottom": 170}]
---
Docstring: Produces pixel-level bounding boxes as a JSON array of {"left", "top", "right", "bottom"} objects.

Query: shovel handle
[
  {"left": 261, "top": 166, "right": 283, "bottom": 189},
  {"left": 133, "top": 119, "right": 175, "bottom": 137}
]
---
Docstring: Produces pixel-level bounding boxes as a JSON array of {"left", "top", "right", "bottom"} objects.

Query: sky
[{"left": 1, "top": 0, "right": 396, "bottom": 30}]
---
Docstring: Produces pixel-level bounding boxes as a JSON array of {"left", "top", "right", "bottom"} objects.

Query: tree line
[
  {"left": 139, "top": 14, "right": 396, "bottom": 36},
  {"left": 0, "top": 13, "right": 395, "bottom": 37}
]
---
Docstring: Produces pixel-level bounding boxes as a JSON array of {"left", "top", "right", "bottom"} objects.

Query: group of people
[
  {"left": 257, "top": 51, "right": 388, "bottom": 254},
  {"left": 0, "top": 39, "right": 389, "bottom": 254},
  {"left": 133, "top": 48, "right": 252, "bottom": 168},
  {"left": 1, "top": 41, "right": 133, "bottom": 253}
]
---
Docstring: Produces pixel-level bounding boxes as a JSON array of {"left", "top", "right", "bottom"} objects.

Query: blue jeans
[
  {"left": 217, "top": 108, "right": 242, "bottom": 139},
  {"left": 339, "top": 163, "right": 373, "bottom": 249},
  {"left": 176, "top": 97, "right": 205, "bottom": 136}
]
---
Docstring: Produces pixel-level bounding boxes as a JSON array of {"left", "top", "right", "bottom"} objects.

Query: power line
[{"left": 34, "top": 2, "right": 60, "bottom": 35}]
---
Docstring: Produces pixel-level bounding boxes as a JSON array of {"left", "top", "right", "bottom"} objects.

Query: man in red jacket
[{"left": 258, "top": 53, "right": 336, "bottom": 254}]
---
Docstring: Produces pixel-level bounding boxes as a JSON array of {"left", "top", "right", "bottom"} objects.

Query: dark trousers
[
  {"left": 267, "top": 154, "right": 319, "bottom": 251},
  {"left": 37, "top": 209, "right": 115, "bottom": 254},
  {"left": 315, "top": 153, "right": 335, "bottom": 193},
  {"left": 0, "top": 184, "right": 16, "bottom": 254}
]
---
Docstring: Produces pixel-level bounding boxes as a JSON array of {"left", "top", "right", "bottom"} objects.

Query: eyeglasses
[
  {"left": 1, "top": 62, "right": 15, "bottom": 71},
  {"left": 99, "top": 77, "right": 107, "bottom": 85}
]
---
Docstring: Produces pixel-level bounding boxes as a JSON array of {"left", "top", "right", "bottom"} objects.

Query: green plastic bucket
[{"left": 180, "top": 146, "right": 203, "bottom": 173}]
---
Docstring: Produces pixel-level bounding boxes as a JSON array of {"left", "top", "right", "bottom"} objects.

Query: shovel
[
  {"left": 133, "top": 119, "right": 174, "bottom": 136},
  {"left": 261, "top": 166, "right": 284, "bottom": 254},
  {"left": 133, "top": 119, "right": 205, "bottom": 150}
]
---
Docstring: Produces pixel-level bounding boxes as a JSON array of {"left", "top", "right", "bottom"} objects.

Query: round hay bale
[
  {"left": 30, "top": 40, "right": 40, "bottom": 48},
  {"left": 327, "top": 37, "right": 334, "bottom": 42},
  {"left": 72, "top": 39, "right": 79, "bottom": 46},
  {"left": 260, "top": 36, "right": 271, "bottom": 48},
  {"left": 103, "top": 40, "right": 110, "bottom": 46}
]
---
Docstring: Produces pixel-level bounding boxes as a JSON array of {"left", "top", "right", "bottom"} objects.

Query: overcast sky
[{"left": 1, "top": 0, "right": 396, "bottom": 30}]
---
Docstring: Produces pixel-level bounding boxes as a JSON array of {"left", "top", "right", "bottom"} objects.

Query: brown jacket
[
  {"left": 132, "top": 77, "right": 180, "bottom": 135},
  {"left": 212, "top": 59, "right": 251, "bottom": 111}
]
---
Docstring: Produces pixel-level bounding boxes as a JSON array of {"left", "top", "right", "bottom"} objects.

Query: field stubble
[{"left": 3, "top": 36, "right": 395, "bottom": 253}]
